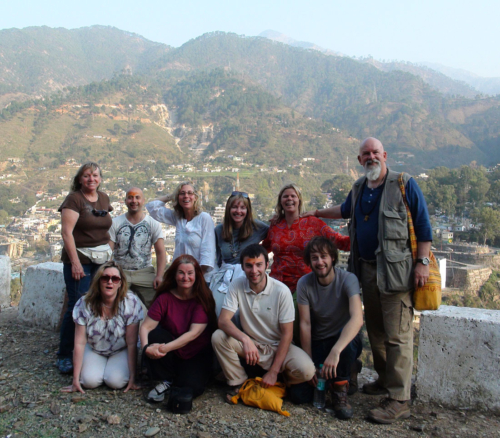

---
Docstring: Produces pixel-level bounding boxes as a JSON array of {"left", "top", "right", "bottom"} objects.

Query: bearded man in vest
[{"left": 303, "top": 137, "right": 432, "bottom": 423}]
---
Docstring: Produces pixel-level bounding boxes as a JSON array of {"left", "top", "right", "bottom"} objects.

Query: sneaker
[
  {"left": 331, "top": 381, "right": 353, "bottom": 420},
  {"left": 57, "top": 357, "right": 73, "bottom": 374},
  {"left": 147, "top": 381, "right": 172, "bottom": 402},
  {"left": 348, "top": 359, "right": 362, "bottom": 395},
  {"left": 368, "top": 398, "right": 410, "bottom": 424},
  {"left": 362, "top": 380, "right": 388, "bottom": 396}
]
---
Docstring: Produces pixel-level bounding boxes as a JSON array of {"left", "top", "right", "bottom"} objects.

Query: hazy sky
[{"left": 2, "top": 0, "right": 499, "bottom": 77}]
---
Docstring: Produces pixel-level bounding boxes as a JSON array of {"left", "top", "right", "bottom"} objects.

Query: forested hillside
[{"left": 0, "top": 27, "right": 499, "bottom": 172}]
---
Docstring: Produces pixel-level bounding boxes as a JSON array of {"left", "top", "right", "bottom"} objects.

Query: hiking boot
[
  {"left": 363, "top": 380, "right": 388, "bottom": 396},
  {"left": 331, "top": 380, "right": 353, "bottom": 420},
  {"left": 368, "top": 398, "right": 410, "bottom": 424},
  {"left": 56, "top": 357, "right": 73, "bottom": 374},
  {"left": 348, "top": 359, "right": 362, "bottom": 395},
  {"left": 147, "top": 381, "right": 172, "bottom": 402}
]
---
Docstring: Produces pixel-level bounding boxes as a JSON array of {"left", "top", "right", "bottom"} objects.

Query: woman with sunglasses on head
[
  {"left": 146, "top": 181, "right": 216, "bottom": 281},
  {"left": 57, "top": 162, "right": 114, "bottom": 374},
  {"left": 140, "top": 255, "right": 216, "bottom": 403},
  {"left": 210, "top": 191, "right": 269, "bottom": 316},
  {"left": 61, "top": 261, "right": 144, "bottom": 394}
]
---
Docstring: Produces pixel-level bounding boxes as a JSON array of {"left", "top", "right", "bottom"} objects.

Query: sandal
[{"left": 225, "top": 385, "right": 242, "bottom": 404}]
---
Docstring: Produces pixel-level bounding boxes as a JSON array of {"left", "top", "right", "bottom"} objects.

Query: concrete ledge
[
  {"left": 417, "top": 305, "right": 500, "bottom": 412},
  {"left": 18, "top": 262, "right": 66, "bottom": 331},
  {"left": 0, "top": 255, "right": 11, "bottom": 308}
]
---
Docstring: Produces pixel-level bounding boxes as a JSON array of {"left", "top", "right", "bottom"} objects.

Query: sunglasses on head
[
  {"left": 231, "top": 191, "right": 249, "bottom": 199},
  {"left": 92, "top": 209, "right": 108, "bottom": 217},
  {"left": 100, "top": 275, "right": 121, "bottom": 284}
]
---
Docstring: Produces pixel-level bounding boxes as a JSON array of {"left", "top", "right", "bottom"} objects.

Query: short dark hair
[
  {"left": 240, "top": 244, "right": 269, "bottom": 266},
  {"left": 304, "top": 236, "right": 339, "bottom": 267}
]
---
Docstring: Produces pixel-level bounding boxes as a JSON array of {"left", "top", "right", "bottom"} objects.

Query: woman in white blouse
[{"left": 146, "top": 182, "right": 216, "bottom": 281}]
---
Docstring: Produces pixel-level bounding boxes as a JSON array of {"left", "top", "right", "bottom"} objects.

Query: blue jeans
[
  {"left": 288, "top": 332, "right": 363, "bottom": 404},
  {"left": 57, "top": 262, "right": 100, "bottom": 359}
]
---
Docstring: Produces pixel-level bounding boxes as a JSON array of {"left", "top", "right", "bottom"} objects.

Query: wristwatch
[{"left": 416, "top": 257, "right": 430, "bottom": 266}]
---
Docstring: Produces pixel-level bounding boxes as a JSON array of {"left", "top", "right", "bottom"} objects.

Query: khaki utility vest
[{"left": 347, "top": 169, "right": 413, "bottom": 293}]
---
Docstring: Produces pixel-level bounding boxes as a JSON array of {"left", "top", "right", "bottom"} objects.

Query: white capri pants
[{"left": 80, "top": 344, "right": 130, "bottom": 389}]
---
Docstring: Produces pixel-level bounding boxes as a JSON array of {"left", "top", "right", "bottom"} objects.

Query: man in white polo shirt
[{"left": 212, "top": 244, "right": 315, "bottom": 396}]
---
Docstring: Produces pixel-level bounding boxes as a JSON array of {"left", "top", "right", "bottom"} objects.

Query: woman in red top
[
  {"left": 263, "top": 183, "right": 350, "bottom": 293},
  {"left": 140, "top": 255, "right": 216, "bottom": 402}
]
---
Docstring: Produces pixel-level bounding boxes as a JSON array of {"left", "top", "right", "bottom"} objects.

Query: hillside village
[{"left": 2, "top": 154, "right": 500, "bottom": 306}]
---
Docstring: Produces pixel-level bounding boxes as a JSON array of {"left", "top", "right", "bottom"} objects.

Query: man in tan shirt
[{"left": 212, "top": 244, "right": 315, "bottom": 398}]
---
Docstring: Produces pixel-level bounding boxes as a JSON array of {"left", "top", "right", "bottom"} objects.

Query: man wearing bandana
[{"left": 109, "top": 188, "right": 166, "bottom": 308}]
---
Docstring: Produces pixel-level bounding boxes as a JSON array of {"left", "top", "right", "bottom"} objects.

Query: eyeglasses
[
  {"left": 92, "top": 209, "right": 108, "bottom": 217},
  {"left": 179, "top": 191, "right": 195, "bottom": 196},
  {"left": 100, "top": 275, "right": 122, "bottom": 284},
  {"left": 231, "top": 191, "right": 249, "bottom": 199}
]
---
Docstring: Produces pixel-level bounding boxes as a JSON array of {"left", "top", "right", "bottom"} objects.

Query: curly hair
[
  {"left": 171, "top": 182, "right": 202, "bottom": 218},
  {"left": 84, "top": 261, "right": 128, "bottom": 318},
  {"left": 303, "top": 236, "right": 339, "bottom": 267},
  {"left": 70, "top": 162, "right": 102, "bottom": 192}
]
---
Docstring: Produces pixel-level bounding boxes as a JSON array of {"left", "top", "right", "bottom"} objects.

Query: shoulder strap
[{"left": 398, "top": 173, "right": 417, "bottom": 260}]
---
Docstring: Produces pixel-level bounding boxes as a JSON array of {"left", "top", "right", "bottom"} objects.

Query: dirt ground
[{"left": 1, "top": 306, "right": 499, "bottom": 438}]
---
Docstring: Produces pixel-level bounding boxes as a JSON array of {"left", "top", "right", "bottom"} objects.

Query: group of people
[{"left": 56, "top": 136, "right": 432, "bottom": 424}]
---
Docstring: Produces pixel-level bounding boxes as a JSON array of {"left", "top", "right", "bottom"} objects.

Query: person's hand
[
  {"left": 414, "top": 263, "right": 430, "bottom": 288},
  {"left": 261, "top": 370, "right": 278, "bottom": 388},
  {"left": 308, "top": 373, "right": 318, "bottom": 387},
  {"left": 124, "top": 380, "right": 141, "bottom": 393},
  {"left": 242, "top": 338, "right": 260, "bottom": 366},
  {"left": 61, "top": 381, "right": 85, "bottom": 394},
  {"left": 145, "top": 344, "right": 166, "bottom": 360},
  {"left": 300, "top": 210, "right": 317, "bottom": 218},
  {"left": 71, "top": 261, "right": 86, "bottom": 281},
  {"left": 322, "top": 349, "right": 340, "bottom": 380},
  {"left": 158, "top": 343, "right": 170, "bottom": 355},
  {"left": 153, "top": 275, "right": 162, "bottom": 289}
]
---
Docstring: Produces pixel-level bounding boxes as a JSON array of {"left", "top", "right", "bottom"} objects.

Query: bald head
[
  {"left": 126, "top": 187, "right": 144, "bottom": 199},
  {"left": 358, "top": 137, "right": 387, "bottom": 183},
  {"left": 125, "top": 187, "right": 144, "bottom": 215},
  {"left": 359, "top": 137, "right": 384, "bottom": 155}
]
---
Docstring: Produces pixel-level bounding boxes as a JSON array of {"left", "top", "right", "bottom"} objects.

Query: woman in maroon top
[{"left": 140, "top": 255, "right": 216, "bottom": 402}]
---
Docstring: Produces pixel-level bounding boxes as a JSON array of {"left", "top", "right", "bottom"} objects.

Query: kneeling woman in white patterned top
[{"left": 61, "top": 261, "right": 144, "bottom": 394}]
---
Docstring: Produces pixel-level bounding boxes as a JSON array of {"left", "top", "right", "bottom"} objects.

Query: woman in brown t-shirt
[{"left": 56, "top": 162, "right": 113, "bottom": 374}]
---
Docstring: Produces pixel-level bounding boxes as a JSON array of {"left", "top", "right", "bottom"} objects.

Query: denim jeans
[
  {"left": 57, "top": 262, "right": 100, "bottom": 359},
  {"left": 288, "top": 331, "right": 363, "bottom": 404}
]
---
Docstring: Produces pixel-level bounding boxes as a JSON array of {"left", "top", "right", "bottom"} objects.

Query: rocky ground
[{"left": 1, "top": 307, "right": 499, "bottom": 438}]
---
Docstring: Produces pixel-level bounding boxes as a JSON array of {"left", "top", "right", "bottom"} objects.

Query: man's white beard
[{"left": 364, "top": 160, "right": 382, "bottom": 181}]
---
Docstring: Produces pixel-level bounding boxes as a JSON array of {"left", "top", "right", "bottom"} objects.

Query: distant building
[
  {"left": 442, "top": 231, "right": 454, "bottom": 242},
  {"left": 213, "top": 204, "right": 225, "bottom": 225}
]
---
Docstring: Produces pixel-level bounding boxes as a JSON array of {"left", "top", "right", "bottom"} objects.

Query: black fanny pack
[{"left": 167, "top": 387, "right": 193, "bottom": 414}]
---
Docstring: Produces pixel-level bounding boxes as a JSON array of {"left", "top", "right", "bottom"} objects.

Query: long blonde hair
[
  {"left": 171, "top": 182, "right": 202, "bottom": 218},
  {"left": 274, "top": 183, "right": 304, "bottom": 222},
  {"left": 84, "top": 261, "right": 128, "bottom": 317},
  {"left": 222, "top": 193, "right": 256, "bottom": 242}
]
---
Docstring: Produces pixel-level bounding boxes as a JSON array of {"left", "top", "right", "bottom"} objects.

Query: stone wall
[
  {"left": 18, "top": 262, "right": 66, "bottom": 331},
  {"left": 417, "top": 306, "right": 500, "bottom": 413},
  {"left": 447, "top": 266, "right": 492, "bottom": 294},
  {"left": 0, "top": 255, "right": 11, "bottom": 308},
  {"left": 434, "top": 251, "right": 500, "bottom": 270}
]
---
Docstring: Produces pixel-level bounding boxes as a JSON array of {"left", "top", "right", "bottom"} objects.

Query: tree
[
  {"left": 473, "top": 207, "right": 500, "bottom": 245},
  {"left": 321, "top": 174, "right": 353, "bottom": 204}
]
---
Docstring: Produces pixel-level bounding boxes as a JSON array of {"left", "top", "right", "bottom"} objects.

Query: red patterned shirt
[{"left": 262, "top": 217, "right": 350, "bottom": 293}]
